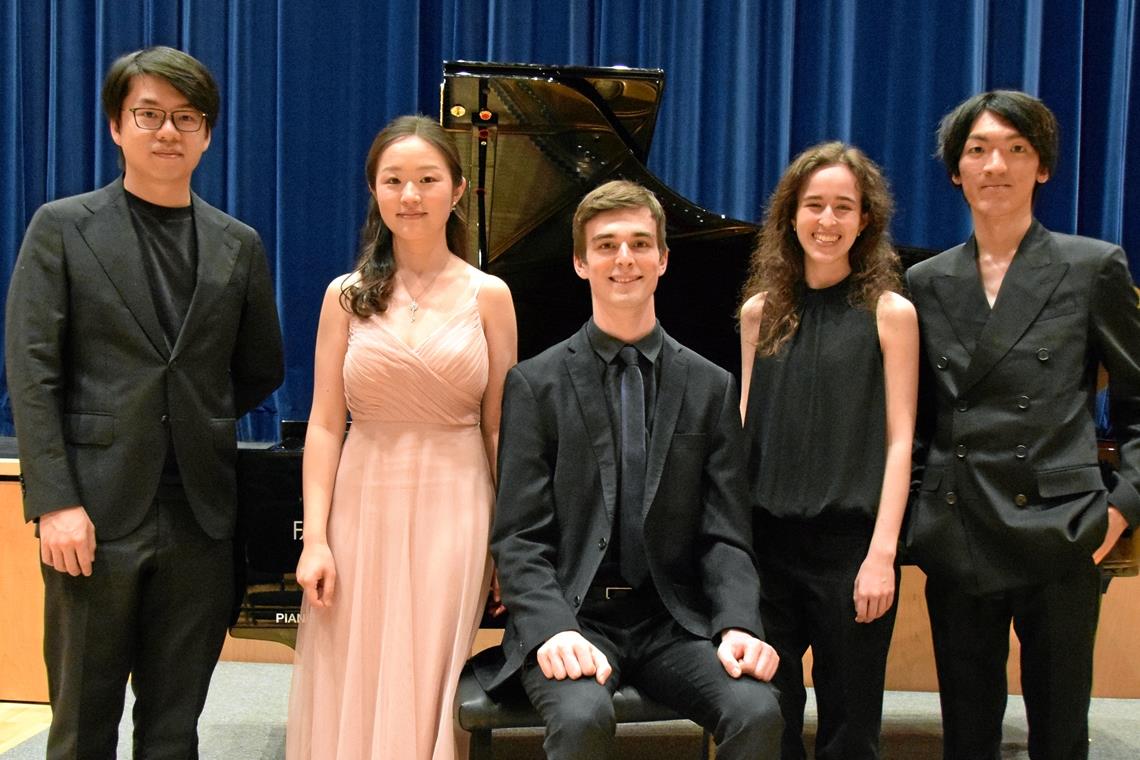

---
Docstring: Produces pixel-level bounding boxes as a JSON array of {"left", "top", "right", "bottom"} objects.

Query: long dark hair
[
  {"left": 342, "top": 115, "right": 468, "bottom": 317},
  {"left": 739, "top": 141, "right": 899, "bottom": 357}
]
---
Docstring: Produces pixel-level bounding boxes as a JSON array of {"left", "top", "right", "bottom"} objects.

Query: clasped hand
[
  {"left": 717, "top": 628, "right": 779, "bottom": 681},
  {"left": 537, "top": 630, "right": 613, "bottom": 684}
]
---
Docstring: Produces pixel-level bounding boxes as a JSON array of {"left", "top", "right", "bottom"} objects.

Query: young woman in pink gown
[{"left": 286, "top": 115, "right": 517, "bottom": 760}]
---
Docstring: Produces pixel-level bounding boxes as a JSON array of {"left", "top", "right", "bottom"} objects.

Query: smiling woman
[
  {"left": 285, "top": 115, "right": 517, "bottom": 760},
  {"left": 738, "top": 141, "right": 919, "bottom": 759}
]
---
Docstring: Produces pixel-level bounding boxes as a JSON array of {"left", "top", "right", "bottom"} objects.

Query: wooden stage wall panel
[{"left": 0, "top": 479, "right": 49, "bottom": 703}]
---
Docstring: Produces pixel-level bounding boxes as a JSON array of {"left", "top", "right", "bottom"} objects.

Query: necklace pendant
[{"left": 409, "top": 299, "right": 419, "bottom": 322}]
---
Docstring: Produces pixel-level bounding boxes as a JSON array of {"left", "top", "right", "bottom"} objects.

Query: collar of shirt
[{"left": 585, "top": 318, "right": 663, "bottom": 367}]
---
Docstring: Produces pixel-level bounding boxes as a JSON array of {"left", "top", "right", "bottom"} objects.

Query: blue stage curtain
[{"left": 3, "top": 0, "right": 1138, "bottom": 438}]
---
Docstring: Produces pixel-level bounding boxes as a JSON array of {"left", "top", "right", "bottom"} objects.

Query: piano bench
[{"left": 455, "top": 661, "right": 711, "bottom": 760}]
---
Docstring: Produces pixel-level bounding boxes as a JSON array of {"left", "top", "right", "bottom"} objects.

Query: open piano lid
[{"left": 442, "top": 60, "right": 760, "bottom": 371}]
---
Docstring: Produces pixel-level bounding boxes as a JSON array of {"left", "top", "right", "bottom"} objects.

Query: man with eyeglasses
[{"left": 5, "top": 46, "right": 283, "bottom": 758}]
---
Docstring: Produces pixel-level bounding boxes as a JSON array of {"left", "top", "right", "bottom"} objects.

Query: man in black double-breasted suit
[
  {"left": 483, "top": 180, "right": 782, "bottom": 759},
  {"left": 5, "top": 47, "right": 283, "bottom": 758},
  {"left": 906, "top": 91, "right": 1140, "bottom": 759}
]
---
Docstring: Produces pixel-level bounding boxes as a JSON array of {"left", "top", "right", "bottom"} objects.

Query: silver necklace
[{"left": 398, "top": 266, "right": 447, "bottom": 322}]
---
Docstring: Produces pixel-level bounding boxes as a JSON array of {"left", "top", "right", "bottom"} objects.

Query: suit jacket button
[
  {"left": 573, "top": 594, "right": 581, "bottom": 606},
  {"left": 956, "top": 444, "right": 967, "bottom": 459},
  {"left": 1017, "top": 395, "right": 1030, "bottom": 410},
  {"left": 936, "top": 356, "right": 950, "bottom": 370},
  {"left": 1015, "top": 444, "right": 1028, "bottom": 458},
  {"left": 1014, "top": 493, "right": 1029, "bottom": 507},
  {"left": 161, "top": 414, "right": 170, "bottom": 425},
  {"left": 1036, "top": 348, "right": 1050, "bottom": 361},
  {"left": 598, "top": 537, "right": 607, "bottom": 550},
  {"left": 945, "top": 491, "right": 957, "bottom": 505},
  {"left": 957, "top": 399, "right": 969, "bottom": 412}
]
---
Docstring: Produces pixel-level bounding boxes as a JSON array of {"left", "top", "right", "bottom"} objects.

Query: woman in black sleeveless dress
[{"left": 738, "top": 142, "right": 919, "bottom": 760}]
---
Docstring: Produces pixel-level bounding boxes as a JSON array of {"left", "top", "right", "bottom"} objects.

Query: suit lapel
[
  {"left": 959, "top": 221, "right": 1068, "bottom": 393},
  {"left": 565, "top": 328, "right": 619, "bottom": 521},
  {"left": 642, "top": 334, "right": 687, "bottom": 516},
  {"left": 929, "top": 239, "right": 990, "bottom": 355},
  {"left": 171, "top": 195, "right": 240, "bottom": 359},
  {"left": 77, "top": 180, "right": 169, "bottom": 358}
]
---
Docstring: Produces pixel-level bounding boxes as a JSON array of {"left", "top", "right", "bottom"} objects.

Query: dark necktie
[{"left": 618, "top": 345, "right": 649, "bottom": 588}]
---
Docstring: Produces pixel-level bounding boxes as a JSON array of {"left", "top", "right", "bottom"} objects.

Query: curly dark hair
[
  {"left": 739, "top": 141, "right": 900, "bottom": 357},
  {"left": 343, "top": 115, "right": 468, "bottom": 317}
]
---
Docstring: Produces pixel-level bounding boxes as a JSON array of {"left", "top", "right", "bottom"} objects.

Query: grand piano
[{"left": 229, "top": 61, "right": 940, "bottom": 648}]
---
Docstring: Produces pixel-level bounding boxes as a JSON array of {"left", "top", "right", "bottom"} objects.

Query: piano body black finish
[{"left": 230, "top": 62, "right": 937, "bottom": 647}]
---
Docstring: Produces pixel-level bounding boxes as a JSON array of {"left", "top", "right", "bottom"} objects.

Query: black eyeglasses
[{"left": 126, "top": 107, "right": 207, "bottom": 133}]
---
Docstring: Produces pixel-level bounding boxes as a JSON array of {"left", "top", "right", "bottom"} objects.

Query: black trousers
[
  {"left": 41, "top": 483, "right": 233, "bottom": 760},
  {"left": 519, "top": 591, "right": 783, "bottom": 760},
  {"left": 924, "top": 561, "right": 1101, "bottom": 760},
  {"left": 756, "top": 521, "right": 898, "bottom": 760}
]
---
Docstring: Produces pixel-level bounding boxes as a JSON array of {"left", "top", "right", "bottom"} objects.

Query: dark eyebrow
[
  {"left": 966, "top": 131, "right": 1027, "bottom": 143},
  {"left": 801, "top": 193, "right": 858, "bottom": 204},
  {"left": 590, "top": 230, "right": 654, "bottom": 242},
  {"left": 132, "top": 96, "right": 194, "bottom": 109},
  {"left": 378, "top": 163, "right": 445, "bottom": 174}
]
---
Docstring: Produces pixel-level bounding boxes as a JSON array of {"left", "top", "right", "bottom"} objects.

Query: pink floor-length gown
[{"left": 287, "top": 272, "right": 493, "bottom": 760}]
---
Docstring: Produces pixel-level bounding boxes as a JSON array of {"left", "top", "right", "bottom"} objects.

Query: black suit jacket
[
  {"left": 5, "top": 178, "right": 284, "bottom": 541},
  {"left": 905, "top": 220, "right": 1140, "bottom": 593},
  {"left": 482, "top": 323, "right": 763, "bottom": 690}
]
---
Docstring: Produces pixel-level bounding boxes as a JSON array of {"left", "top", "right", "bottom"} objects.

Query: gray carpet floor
[{"left": 3, "top": 661, "right": 1138, "bottom": 759}]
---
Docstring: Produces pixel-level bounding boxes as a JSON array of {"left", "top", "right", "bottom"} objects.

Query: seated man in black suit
[{"left": 483, "top": 180, "right": 782, "bottom": 759}]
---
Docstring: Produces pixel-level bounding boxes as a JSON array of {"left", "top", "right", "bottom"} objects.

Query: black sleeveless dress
[
  {"left": 745, "top": 276, "right": 886, "bottom": 530},
  {"left": 743, "top": 276, "right": 898, "bottom": 759}
]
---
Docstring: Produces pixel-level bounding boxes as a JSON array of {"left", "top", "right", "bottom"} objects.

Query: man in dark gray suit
[
  {"left": 484, "top": 180, "right": 782, "bottom": 759},
  {"left": 5, "top": 46, "right": 283, "bottom": 758},
  {"left": 906, "top": 91, "right": 1140, "bottom": 759}
]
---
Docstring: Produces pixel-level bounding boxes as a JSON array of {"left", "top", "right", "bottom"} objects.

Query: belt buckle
[{"left": 604, "top": 586, "right": 632, "bottom": 600}]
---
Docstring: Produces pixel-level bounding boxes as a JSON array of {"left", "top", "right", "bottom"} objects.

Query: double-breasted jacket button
[
  {"left": 1014, "top": 493, "right": 1029, "bottom": 507},
  {"left": 598, "top": 537, "right": 607, "bottom": 550},
  {"left": 160, "top": 414, "right": 170, "bottom": 425},
  {"left": 955, "top": 444, "right": 967, "bottom": 459},
  {"left": 957, "top": 399, "right": 969, "bottom": 412},
  {"left": 1015, "top": 444, "right": 1028, "bottom": 459},
  {"left": 1036, "top": 348, "right": 1050, "bottom": 362},
  {"left": 945, "top": 491, "right": 958, "bottom": 505},
  {"left": 1016, "top": 395, "right": 1030, "bottom": 410},
  {"left": 573, "top": 594, "right": 581, "bottom": 606},
  {"left": 936, "top": 356, "right": 950, "bottom": 370}
]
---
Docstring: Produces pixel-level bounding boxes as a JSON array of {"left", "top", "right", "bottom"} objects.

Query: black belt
[{"left": 585, "top": 585, "right": 634, "bottom": 601}]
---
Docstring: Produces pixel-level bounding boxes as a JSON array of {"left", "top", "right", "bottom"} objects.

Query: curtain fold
[{"left": 3, "top": 0, "right": 1137, "bottom": 437}]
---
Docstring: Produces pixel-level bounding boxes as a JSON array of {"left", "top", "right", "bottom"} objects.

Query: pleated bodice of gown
[{"left": 287, "top": 271, "right": 494, "bottom": 760}]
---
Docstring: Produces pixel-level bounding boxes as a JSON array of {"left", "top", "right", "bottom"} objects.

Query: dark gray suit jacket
[
  {"left": 5, "top": 178, "right": 284, "bottom": 541},
  {"left": 482, "top": 323, "right": 763, "bottom": 690},
  {"left": 905, "top": 220, "right": 1140, "bottom": 593}
]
